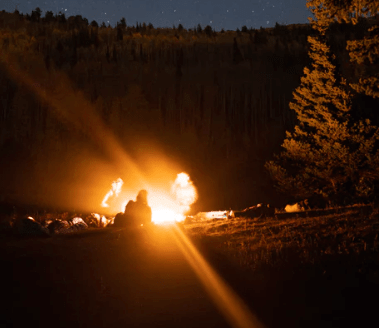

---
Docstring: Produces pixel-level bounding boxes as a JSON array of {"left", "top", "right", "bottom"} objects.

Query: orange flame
[
  {"left": 101, "top": 178, "right": 124, "bottom": 207},
  {"left": 172, "top": 173, "right": 197, "bottom": 208},
  {"left": 147, "top": 172, "right": 198, "bottom": 224}
]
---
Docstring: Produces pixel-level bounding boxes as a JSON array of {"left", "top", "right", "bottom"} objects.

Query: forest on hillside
[{"left": 0, "top": 8, "right": 377, "bottom": 212}]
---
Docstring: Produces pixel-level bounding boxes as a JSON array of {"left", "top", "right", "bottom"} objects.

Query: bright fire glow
[
  {"left": 103, "top": 173, "right": 197, "bottom": 225},
  {"left": 152, "top": 208, "right": 185, "bottom": 224},
  {"left": 149, "top": 172, "right": 197, "bottom": 224},
  {"left": 101, "top": 178, "right": 123, "bottom": 207},
  {"left": 171, "top": 173, "right": 197, "bottom": 211}
]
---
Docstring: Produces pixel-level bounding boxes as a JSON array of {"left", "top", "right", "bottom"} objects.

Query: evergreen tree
[
  {"left": 106, "top": 44, "right": 110, "bottom": 63},
  {"left": 233, "top": 37, "right": 243, "bottom": 64},
  {"left": 112, "top": 44, "right": 117, "bottom": 63},
  {"left": 346, "top": 11, "right": 378, "bottom": 99},
  {"left": 204, "top": 25, "right": 213, "bottom": 37},
  {"left": 265, "top": 0, "right": 379, "bottom": 204},
  {"left": 306, "top": 1, "right": 379, "bottom": 98},
  {"left": 31, "top": 7, "right": 42, "bottom": 22},
  {"left": 43, "top": 11, "right": 55, "bottom": 23},
  {"left": 57, "top": 12, "right": 66, "bottom": 24},
  {"left": 116, "top": 26, "right": 123, "bottom": 41},
  {"left": 142, "top": 22, "right": 147, "bottom": 33},
  {"left": 119, "top": 17, "right": 127, "bottom": 28}
]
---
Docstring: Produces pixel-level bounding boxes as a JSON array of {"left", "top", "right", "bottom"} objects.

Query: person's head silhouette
[{"left": 136, "top": 189, "right": 148, "bottom": 205}]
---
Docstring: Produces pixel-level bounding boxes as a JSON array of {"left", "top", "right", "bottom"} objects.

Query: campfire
[{"left": 101, "top": 173, "right": 197, "bottom": 224}]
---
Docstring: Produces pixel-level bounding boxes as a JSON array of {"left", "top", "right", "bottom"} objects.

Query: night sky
[{"left": 2, "top": 0, "right": 311, "bottom": 31}]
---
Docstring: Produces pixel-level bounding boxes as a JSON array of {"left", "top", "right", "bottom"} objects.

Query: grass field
[
  {"left": 1, "top": 205, "right": 378, "bottom": 328},
  {"left": 184, "top": 206, "right": 379, "bottom": 277},
  {"left": 181, "top": 205, "right": 379, "bottom": 327}
]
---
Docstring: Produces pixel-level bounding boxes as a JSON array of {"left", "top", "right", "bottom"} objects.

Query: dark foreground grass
[
  {"left": 183, "top": 206, "right": 379, "bottom": 327},
  {"left": 0, "top": 226, "right": 233, "bottom": 328},
  {"left": 0, "top": 206, "right": 378, "bottom": 328}
]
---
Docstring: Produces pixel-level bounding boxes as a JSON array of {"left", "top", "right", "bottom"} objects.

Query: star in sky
[{"left": 2, "top": 0, "right": 310, "bottom": 30}]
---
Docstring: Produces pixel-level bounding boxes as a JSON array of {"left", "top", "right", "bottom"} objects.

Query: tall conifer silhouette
[{"left": 265, "top": 0, "right": 379, "bottom": 204}]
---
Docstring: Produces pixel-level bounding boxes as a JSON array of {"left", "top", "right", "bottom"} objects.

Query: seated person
[{"left": 114, "top": 190, "right": 152, "bottom": 227}]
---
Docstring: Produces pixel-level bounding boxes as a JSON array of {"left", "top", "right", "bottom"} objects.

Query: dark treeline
[{"left": 0, "top": 9, "right": 376, "bottom": 212}]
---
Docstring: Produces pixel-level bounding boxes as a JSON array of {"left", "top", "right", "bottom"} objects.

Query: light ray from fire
[
  {"left": 170, "top": 225, "right": 265, "bottom": 328},
  {"left": 2, "top": 46, "right": 264, "bottom": 328},
  {"left": 0, "top": 53, "right": 149, "bottom": 190}
]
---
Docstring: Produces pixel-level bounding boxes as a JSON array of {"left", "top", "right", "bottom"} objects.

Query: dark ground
[{"left": 0, "top": 225, "right": 378, "bottom": 328}]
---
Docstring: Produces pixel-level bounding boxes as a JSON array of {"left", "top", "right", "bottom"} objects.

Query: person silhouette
[{"left": 114, "top": 190, "right": 152, "bottom": 227}]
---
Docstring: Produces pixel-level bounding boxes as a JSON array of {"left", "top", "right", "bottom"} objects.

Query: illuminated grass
[{"left": 183, "top": 206, "right": 379, "bottom": 277}]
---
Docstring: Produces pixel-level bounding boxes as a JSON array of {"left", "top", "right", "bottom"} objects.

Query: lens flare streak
[{"left": 171, "top": 225, "right": 265, "bottom": 328}]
